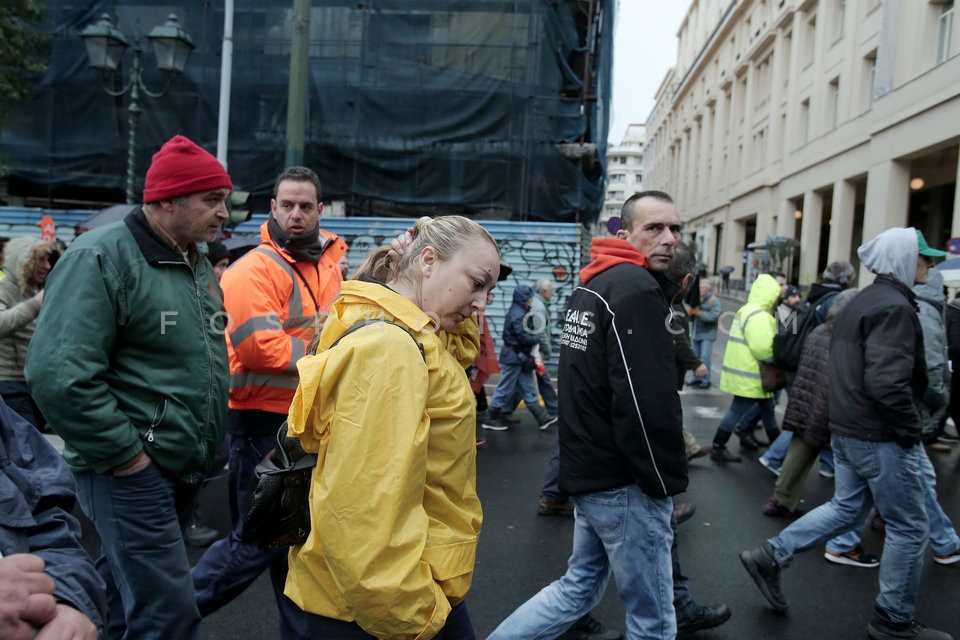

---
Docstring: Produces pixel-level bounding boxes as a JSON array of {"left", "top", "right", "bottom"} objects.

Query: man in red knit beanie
[{"left": 25, "top": 134, "right": 233, "bottom": 640}]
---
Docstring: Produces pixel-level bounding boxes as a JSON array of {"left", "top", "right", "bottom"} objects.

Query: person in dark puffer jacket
[{"left": 762, "top": 288, "right": 858, "bottom": 517}]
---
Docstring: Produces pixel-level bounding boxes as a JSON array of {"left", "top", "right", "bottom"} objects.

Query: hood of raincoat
[{"left": 747, "top": 273, "right": 781, "bottom": 311}]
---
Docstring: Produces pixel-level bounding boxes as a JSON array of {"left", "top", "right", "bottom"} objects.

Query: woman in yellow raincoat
[{"left": 283, "top": 216, "right": 501, "bottom": 640}]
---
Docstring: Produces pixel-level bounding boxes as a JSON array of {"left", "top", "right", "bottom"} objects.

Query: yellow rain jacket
[
  {"left": 719, "top": 273, "right": 781, "bottom": 399},
  {"left": 284, "top": 278, "right": 482, "bottom": 640}
]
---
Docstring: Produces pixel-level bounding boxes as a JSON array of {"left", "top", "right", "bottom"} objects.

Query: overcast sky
[{"left": 608, "top": 1, "right": 691, "bottom": 144}]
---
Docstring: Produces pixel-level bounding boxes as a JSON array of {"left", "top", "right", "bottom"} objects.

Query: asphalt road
[
  {"left": 182, "top": 386, "right": 960, "bottom": 640},
  {"left": 74, "top": 292, "right": 960, "bottom": 639}
]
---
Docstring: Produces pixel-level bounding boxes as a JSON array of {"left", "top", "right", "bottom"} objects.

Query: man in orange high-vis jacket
[{"left": 192, "top": 166, "right": 347, "bottom": 636}]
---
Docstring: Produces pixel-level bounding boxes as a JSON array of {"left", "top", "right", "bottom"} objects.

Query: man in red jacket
[{"left": 192, "top": 166, "right": 346, "bottom": 636}]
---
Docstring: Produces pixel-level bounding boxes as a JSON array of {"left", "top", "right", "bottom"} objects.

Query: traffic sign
[
  {"left": 606, "top": 216, "right": 621, "bottom": 235},
  {"left": 947, "top": 237, "right": 960, "bottom": 255}
]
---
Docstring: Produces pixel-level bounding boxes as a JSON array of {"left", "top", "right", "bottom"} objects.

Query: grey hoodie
[
  {"left": 857, "top": 226, "right": 919, "bottom": 286},
  {"left": 914, "top": 268, "right": 949, "bottom": 436}
]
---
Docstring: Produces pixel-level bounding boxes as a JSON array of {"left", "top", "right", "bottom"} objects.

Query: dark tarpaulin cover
[{"left": 2, "top": 0, "right": 613, "bottom": 223}]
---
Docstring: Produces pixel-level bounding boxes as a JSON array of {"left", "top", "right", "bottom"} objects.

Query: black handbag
[
  {"left": 242, "top": 422, "right": 316, "bottom": 548},
  {"left": 242, "top": 319, "right": 425, "bottom": 549},
  {"left": 758, "top": 361, "right": 788, "bottom": 393}
]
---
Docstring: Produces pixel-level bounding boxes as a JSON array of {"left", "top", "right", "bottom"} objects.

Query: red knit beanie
[{"left": 143, "top": 135, "right": 233, "bottom": 203}]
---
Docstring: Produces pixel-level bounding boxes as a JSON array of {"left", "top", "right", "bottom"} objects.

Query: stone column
[
  {"left": 951, "top": 144, "right": 960, "bottom": 240},
  {"left": 799, "top": 190, "right": 824, "bottom": 285},
  {"left": 861, "top": 159, "right": 910, "bottom": 283},
  {"left": 827, "top": 179, "right": 856, "bottom": 263},
  {"left": 777, "top": 199, "right": 796, "bottom": 238}
]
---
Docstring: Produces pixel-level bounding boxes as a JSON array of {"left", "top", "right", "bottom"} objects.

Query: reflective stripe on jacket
[
  {"left": 719, "top": 274, "right": 780, "bottom": 399},
  {"left": 224, "top": 221, "right": 346, "bottom": 414}
]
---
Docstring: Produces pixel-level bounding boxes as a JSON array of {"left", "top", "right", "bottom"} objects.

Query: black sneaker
[
  {"left": 673, "top": 502, "right": 696, "bottom": 524},
  {"left": 740, "top": 543, "right": 788, "bottom": 612},
  {"left": 537, "top": 497, "right": 574, "bottom": 516},
  {"left": 481, "top": 417, "right": 509, "bottom": 431},
  {"left": 677, "top": 603, "right": 732, "bottom": 637},
  {"left": 738, "top": 431, "right": 764, "bottom": 450},
  {"left": 184, "top": 512, "right": 219, "bottom": 547},
  {"left": 559, "top": 613, "right": 623, "bottom": 640},
  {"left": 867, "top": 609, "right": 954, "bottom": 639},
  {"left": 824, "top": 545, "right": 880, "bottom": 568},
  {"left": 481, "top": 407, "right": 510, "bottom": 431},
  {"left": 710, "top": 445, "right": 742, "bottom": 463},
  {"left": 538, "top": 415, "right": 559, "bottom": 430}
]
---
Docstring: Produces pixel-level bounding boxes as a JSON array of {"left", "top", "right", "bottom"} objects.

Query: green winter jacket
[
  {"left": 718, "top": 274, "right": 780, "bottom": 399},
  {"left": 25, "top": 209, "right": 228, "bottom": 483}
]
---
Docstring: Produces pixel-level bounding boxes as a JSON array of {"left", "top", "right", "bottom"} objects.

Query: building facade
[
  {"left": 600, "top": 123, "right": 646, "bottom": 235},
  {"left": 645, "top": 0, "right": 959, "bottom": 286}
]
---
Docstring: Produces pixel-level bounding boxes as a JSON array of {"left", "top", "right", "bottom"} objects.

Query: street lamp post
[{"left": 80, "top": 13, "right": 195, "bottom": 204}]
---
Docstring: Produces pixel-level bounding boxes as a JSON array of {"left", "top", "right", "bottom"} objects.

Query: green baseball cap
[{"left": 917, "top": 230, "right": 947, "bottom": 258}]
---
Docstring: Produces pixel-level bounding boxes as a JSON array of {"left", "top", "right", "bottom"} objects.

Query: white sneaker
[
  {"left": 759, "top": 457, "right": 781, "bottom": 476},
  {"left": 538, "top": 415, "right": 559, "bottom": 430}
]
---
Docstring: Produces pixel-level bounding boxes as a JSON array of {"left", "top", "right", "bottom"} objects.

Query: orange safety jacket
[{"left": 222, "top": 221, "right": 347, "bottom": 414}]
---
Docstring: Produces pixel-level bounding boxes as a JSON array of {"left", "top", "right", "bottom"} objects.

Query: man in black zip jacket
[{"left": 487, "top": 191, "right": 691, "bottom": 640}]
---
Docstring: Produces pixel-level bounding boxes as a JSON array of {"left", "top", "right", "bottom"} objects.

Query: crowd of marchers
[{"left": 0, "top": 133, "right": 957, "bottom": 640}]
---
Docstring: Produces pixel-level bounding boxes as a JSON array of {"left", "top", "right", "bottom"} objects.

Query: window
[
  {"left": 804, "top": 15, "right": 817, "bottom": 66},
  {"left": 832, "top": 0, "right": 846, "bottom": 41},
  {"left": 938, "top": 1, "right": 954, "bottom": 64},
  {"left": 782, "top": 31, "right": 793, "bottom": 87},
  {"left": 828, "top": 77, "right": 840, "bottom": 128},
  {"left": 800, "top": 98, "right": 811, "bottom": 144},
  {"left": 863, "top": 51, "right": 877, "bottom": 108}
]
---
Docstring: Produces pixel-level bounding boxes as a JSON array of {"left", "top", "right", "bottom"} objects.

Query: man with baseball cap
[{"left": 25, "top": 135, "right": 233, "bottom": 640}]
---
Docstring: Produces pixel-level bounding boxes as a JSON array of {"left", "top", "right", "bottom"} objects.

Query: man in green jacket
[{"left": 25, "top": 135, "right": 232, "bottom": 640}]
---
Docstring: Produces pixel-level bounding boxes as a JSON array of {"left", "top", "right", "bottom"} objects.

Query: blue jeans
[
  {"left": 489, "top": 362, "right": 540, "bottom": 412},
  {"left": 192, "top": 410, "right": 305, "bottom": 638},
  {"left": 826, "top": 446, "right": 958, "bottom": 557},
  {"left": 75, "top": 464, "right": 201, "bottom": 640},
  {"left": 768, "top": 435, "right": 928, "bottom": 624},
  {"left": 287, "top": 601, "right": 475, "bottom": 639},
  {"left": 691, "top": 339, "right": 713, "bottom": 382},
  {"left": 508, "top": 369, "right": 559, "bottom": 416},
  {"left": 487, "top": 485, "right": 676, "bottom": 640},
  {"left": 717, "top": 396, "right": 778, "bottom": 441}
]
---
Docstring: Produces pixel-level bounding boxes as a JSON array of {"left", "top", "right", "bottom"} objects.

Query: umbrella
[
  {"left": 935, "top": 258, "right": 960, "bottom": 286},
  {"left": 221, "top": 234, "right": 260, "bottom": 250},
  {"left": 78, "top": 204, "right": 134, "bottom": 231}
]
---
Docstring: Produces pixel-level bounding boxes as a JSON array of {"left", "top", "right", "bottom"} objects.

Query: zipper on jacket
[{"left": 145, "top": 398, "right": 167, "bottom": 443}]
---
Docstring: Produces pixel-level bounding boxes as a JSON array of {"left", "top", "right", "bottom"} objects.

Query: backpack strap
[{"left": 329, "top": 319, "right": 426, "bottom": 362}]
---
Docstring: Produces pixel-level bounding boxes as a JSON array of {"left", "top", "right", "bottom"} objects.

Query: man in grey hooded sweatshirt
[{"left": 739, "top": 227, "right": 953, "bottom": 640}]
